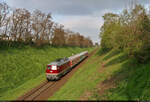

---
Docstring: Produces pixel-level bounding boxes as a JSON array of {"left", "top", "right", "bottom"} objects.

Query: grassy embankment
[
  {"left": 0, "top": 45, "right": 94, "bottom": 100},
  {"left": 49, "top": 48, "right": 150, "bottom": 100}
]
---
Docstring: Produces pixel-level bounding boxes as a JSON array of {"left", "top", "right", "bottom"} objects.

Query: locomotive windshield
[{"left": 47, "top": 66, "right": 51, "bottom": 69}]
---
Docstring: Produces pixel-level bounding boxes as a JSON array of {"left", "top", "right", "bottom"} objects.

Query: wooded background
[{"left": 0, "top": 3, "right": 93, "bottom": 47}]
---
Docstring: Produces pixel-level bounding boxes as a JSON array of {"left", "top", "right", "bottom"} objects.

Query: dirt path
[{"left": 17, "top": 48, "right": 98, "bottom": 101}]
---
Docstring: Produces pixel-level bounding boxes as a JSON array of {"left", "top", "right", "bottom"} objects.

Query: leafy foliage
[{"left": 100, "top": 4, "right": 150, "bottom": 62}]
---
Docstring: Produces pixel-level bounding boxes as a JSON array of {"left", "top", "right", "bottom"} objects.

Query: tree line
[
  {"left": 100, "top": 4, "right": 150, "bottom": 62},
  {"left": 0, "top": 2, "right": 93, "bottom": 47}
]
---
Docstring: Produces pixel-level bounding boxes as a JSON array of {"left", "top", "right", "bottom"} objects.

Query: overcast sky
[{"left": 3, "top": 0, "right": 150, "bottom": 44}]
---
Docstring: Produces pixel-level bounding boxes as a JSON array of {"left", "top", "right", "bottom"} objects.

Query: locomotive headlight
[{"left": 51, "top": 65, "right": 57, "bottom": 70}]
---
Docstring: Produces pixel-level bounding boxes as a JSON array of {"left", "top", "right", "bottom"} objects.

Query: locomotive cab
[
  {"left": 46, "top": 64, "right": 59, "bottom": 81},
  {"left": 46, "top": 65, "right": 59, "bottom": 73}
]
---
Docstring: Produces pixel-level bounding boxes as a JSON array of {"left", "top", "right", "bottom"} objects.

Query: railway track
[
  {"left": 21, "top": 81, "right": 56, "bottom": 100},
  {"left": 18, "top": 48, "right": 98, "bottom": 101}
]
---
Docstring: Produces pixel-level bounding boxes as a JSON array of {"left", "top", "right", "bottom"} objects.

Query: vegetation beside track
[
  {"left": 49, "top": 48, "right": 150, "bottom": 100},
  {"left": 88, "top": 49, "right": 150, "bottom": 100},
  {"left": 0, "top": 45, "right": 94, "bottom": 100}
]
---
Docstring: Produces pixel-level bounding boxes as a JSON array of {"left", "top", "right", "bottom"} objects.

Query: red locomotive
[{"left": 46, "top": 51, "right": 88, "bottom": 81}]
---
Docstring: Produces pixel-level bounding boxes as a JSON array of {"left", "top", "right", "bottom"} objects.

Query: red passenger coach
[{"left": 46, "top": 51, "right": 88, "bottom": 81}]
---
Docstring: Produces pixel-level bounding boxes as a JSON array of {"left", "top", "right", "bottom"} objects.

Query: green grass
[
  {"left": 102, "top": 59, "right": 150, "bottom": 100},
  {"left": 0, "top": 45, "right": 94, "bottom": 100},
  {"left": 0, "top": 74, "right": 45, "bottom": 100},
  {"left": 49, "top": 48, "right": 150, "bottom": 101},
  {"left": 89, "top": 49, "right": 150, "bottom": 100}
]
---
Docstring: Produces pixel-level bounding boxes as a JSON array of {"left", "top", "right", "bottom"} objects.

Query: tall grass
[
  {"left": 90, "top": 49, "right": 150, "bottom": 100},
  {"left": 104, "top": 58, "right": 150, "bottom": 100}
]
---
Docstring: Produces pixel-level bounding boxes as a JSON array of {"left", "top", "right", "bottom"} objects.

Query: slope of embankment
[{"left": 0, "top": 45, "right": 93, "bottom": 100}]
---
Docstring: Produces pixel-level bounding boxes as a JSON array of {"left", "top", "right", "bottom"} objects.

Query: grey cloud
[{"left": 6, "top": 0, "right": 150, "bottom": 15}]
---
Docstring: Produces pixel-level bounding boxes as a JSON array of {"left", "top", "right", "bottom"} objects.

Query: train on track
[{"left": 46, "top": 51, "right": 88, "bottom": 81}]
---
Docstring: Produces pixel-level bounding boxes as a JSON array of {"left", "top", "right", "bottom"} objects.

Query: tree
[
  {"left": 31, "top": 10, "right": 53, "bottom": 46},
  {"left": 51, "top": 24, "right": 66, "bottom": 46},
  {"left": 0, "top": 3, "right": 10, "bottom": 41}
]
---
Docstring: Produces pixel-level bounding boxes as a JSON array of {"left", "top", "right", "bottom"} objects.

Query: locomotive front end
[{"left": 46, "top": 62, "right": 60, "bottom": 81}]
